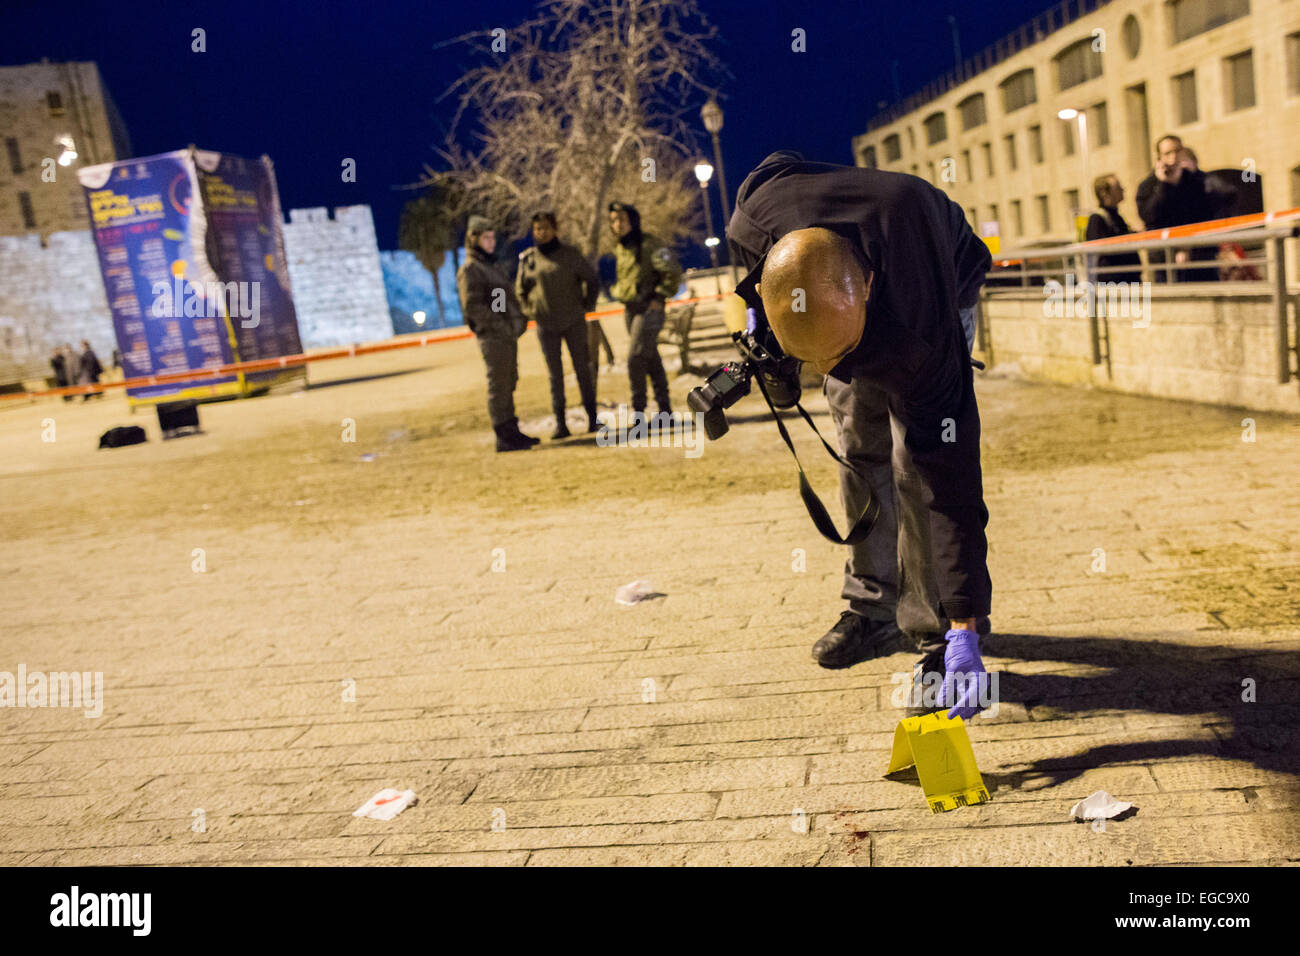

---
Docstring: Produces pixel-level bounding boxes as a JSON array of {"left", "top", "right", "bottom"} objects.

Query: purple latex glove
[{"left": 939, "top": 628, "right": 987, "bottom": 721}]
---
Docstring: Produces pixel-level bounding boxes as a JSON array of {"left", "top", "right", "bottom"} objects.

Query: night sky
[{"left": 2, "top": 0, "right": 1054, "bottom": 261}]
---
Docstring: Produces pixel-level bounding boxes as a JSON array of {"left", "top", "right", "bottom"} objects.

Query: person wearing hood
[
  {"left": 516, "top": 211, "right": 601, "bottom": 437},
  {"left": 728, "top": 151, "right": 993, "bottom": 721},
  {"left": 607, "top": 201, "right": 682, "bottom": 420},
  {"left": 457, "top": 214, "right": 539, "bottom": 452}
]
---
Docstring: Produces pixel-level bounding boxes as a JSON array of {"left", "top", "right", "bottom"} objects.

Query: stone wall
[
  {"left": 978, "top": 285, "right": 1300, "bottom": 413},
  {"left": 0, "top": 203, "right": 395, "bottom": 387},
  {"left": 281, "top": 205, "right": 392, "bottom": 348},
  {"left": 0, "top": 230, "right": 114, "bottom": 387}
]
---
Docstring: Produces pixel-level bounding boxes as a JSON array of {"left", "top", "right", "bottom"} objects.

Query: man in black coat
[
  {"left": 728, "top": 151, "right": 993, "bottom": 718},
  {"left": 1135, "top": 135, "right": 1218, "bottom": 282}
]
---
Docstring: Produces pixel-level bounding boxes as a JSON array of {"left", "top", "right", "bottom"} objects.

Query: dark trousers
[
  {"left": 826, "top": 374, "right": 948, "bottom": 637},
  {"left": 624, "top": 304, "right": 670, "bottom": 412},
  {"left": 476, "top": 332, "right": 518, "bottom": 427},
  {"left": 537, "top": 321, "right": 596, "bottom": 418},
  {"left": 824, "top": 307, "right": 979, "bottom": 637}
]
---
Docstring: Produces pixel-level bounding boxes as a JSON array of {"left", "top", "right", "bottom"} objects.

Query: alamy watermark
[
  {"left": 152, "top": 276, "right": 261, "bottom": 328},
  {"left": 0, "top": 665, "right": 103, "bottom": 718},
  {"left": 595, "top": 405, "right": 706, "bottom": 459},
  {"left": 1044, "top": 274, "right": 1152, "bottom": 328},
  {"left": 891, "top": 669, "right": 1000, "bottom": 718}
]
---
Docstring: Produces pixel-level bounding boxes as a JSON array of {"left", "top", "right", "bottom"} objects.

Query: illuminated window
[
  {"left": 958, "top": 93, "right": 987, "bottom": 131},
  {"left": 924, "top": 111, "right": 949, "bottom": 145},
  {"left": 1000, "top": 68, "right": 1038, "bottom": 113},
  {"left": 1055, "top": 38, "right": 1104, "bottom": 91},
  {"left": 1173, "top": 71, "right": 1198, "bottom": 124},
  {"left": 1224, "top": 49, "right": 1256, "bottom": 112}
]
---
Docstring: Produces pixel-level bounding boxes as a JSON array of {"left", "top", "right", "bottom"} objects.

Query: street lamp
[
  {"left": 700, "top": 97, "right": 737, "bottom": 287},
  {"left": 1058, "top": 107, "right": 1089, "bottom": 239},
  {"left": 694, "top": 160, "right": 721, "bottom": 293}
]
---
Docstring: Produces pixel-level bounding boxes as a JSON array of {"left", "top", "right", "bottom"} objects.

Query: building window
[
  {"left": 861, "top": 145, "right": 878, "bottom": 168},
  {"left": 1173, "top": 70, "right": 1198, "bottom": 124},
  {"left": 967, "top": 207, "right": 978, "bottom": 227},
  {"left": 46, "top": 91, "right": 64, "bottom": 115},
  {"left": 1011, "top": 199, "right": 1024, "bottom": 237},
  {"left": 958, "top": 92, "right": 987, "bottom": 131},
  {"left": 883, "top": 134, "right": 902, "bottom": 162},
  {"left": 1036, "top": 194, "right": 1051, "bottom": 233},
  {"left": 1170, "top": 0, "right": 1250, "bottom": 45},
  {"left": 1060, "top": 118, "right": 1076, "bottom": 156},
  {"left": 1089, "top": 102, "right": 1110, "bottom": 147},
  {"left": 924, "top": 111, "right": 949, "bottom": 145},
  {"left": 988, "top": 204, "right": 999, "bottom": 229},
  {"left": 982, "top": 142, "right": 994, "bottom": 177},
  {"left": 1288, "top": 32, "right": 1300, "bottom": 97},
  {"left": 999, "top": 68, "right": 1038, "bottom": 113},
  {"left": 1004, "top": 133, "right": 1017, "bottom": 171},
  {"left": 962, "top": 149, "right": 973, "bottom": 181},
  {"left": 5, "top": 137, "right": 21, "bottom": 175},
  {"left": 1065, "top": 189, "right": 1081, "bottom": 217},
  {"left": 1029, "top": 125, "right": 1044, "bottom": 164},
  {"left": 1123, "top": 14, "right": 1141, "bottom": 59},
  {"left": 1054, "top": 38, "right": 1104, "bottom": 91},
  {"left": 1224, "top": 49, "right": 1256, "bottom": 112},
  {"left": 18, "top": 191, "right": 36, "bottom": 229}
]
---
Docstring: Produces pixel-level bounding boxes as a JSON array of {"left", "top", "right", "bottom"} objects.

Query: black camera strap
[{"left": 752, "top": 372, "right": 878, "bottom": 546}]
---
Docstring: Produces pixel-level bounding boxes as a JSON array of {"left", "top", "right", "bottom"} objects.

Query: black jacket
[
  {"left": 1085, "top": 207, "right": 1142, "bottom": 284},
  {"left": 728, "top": 151, "right": 992, "bottom": 619},
  {"left": 1135, "top": 168, "right": 1214, "bottom": 230}
]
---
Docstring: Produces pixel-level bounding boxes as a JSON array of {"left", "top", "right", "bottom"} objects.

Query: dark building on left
[{"left": 0, "top": 59, "right": 132, "bottom": 238}]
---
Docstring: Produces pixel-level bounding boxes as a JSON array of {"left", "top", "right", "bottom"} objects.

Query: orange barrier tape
[
  {"left": 993, "top": 206, "right": 1300, "bottom": 266},
  {"left": 3, "top": 292, "right": 732, "bottom": 401}
]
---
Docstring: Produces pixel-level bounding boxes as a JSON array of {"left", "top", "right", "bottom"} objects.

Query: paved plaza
[{"left": 1, "top": 319, "right": 1298, "bottom": 865}]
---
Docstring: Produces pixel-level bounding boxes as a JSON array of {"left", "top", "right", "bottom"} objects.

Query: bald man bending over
[{"left": 728, "top": 151, "right": 993, "bottom": 719}]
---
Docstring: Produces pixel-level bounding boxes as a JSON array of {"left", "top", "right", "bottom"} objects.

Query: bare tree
[{"left": 425, "top": 0, "right": 726, "bottom": 262}]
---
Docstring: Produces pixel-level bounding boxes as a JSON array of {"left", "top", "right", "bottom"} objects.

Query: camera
[{"left": 687, "top": 328, "right": 802, "bottom": 440}]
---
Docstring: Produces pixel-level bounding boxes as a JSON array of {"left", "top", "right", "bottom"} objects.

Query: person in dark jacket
[
  {"left": 1135, "top": 135, "right": 1218, "bottom": 282},
  {"left": 728, "top": 150, "right": 993, "bottom": 719},
  {"left": 50, "top": 347, "right": 70, "bottom": 401},
  {"left": 457, "top": 214, "right": 539, "bottom": 452},
  {"left": 516, "top": 212, "right": 601, "bottom": 438},
  {"left": 79, "top": 340, "right": 104, "bottom": 400},
  {"left": 608, "top": 201, "right": 682, "bottom": 420},
  {"left": 1085, "top": 174, "right": 1143, "bottom": 284}
]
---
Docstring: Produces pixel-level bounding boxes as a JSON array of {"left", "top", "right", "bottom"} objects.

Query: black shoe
[
  {"left": 506, "top": 418, "right": 540, "bottom": 446},
  {"left": 903, "top": 635, "right": 948, "bottom": 717},
  {"left": 493, "top": 423, "right": 533, "bottom": 452},
  {"left": 585, "top": 407, "right": 599, "bottom": 433},
  {"left": 812, "top": 611, "right": 903, "bottom": 669},
  {"left": 552, "top": 422, "right": 571, "bottom": 440}
]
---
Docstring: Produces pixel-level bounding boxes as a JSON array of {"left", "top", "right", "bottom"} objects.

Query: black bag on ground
[{"left": 98, "top": 425, "right": 147, "bottom": 448}]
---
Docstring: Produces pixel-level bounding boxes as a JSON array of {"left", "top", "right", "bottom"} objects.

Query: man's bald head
[{"left": 760, "top": 228, "right": 871, "bottom": 375}]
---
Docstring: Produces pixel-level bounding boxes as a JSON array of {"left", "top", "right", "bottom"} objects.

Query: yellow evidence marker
[{"left": 886, "top": 712, "right": 991, "bottom": 813}]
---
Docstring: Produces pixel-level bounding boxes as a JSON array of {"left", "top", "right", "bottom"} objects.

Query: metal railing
[
  {"left": 982, "top": 218, "right": 1300, "bottom": 386},
  {"left": 865, "top": 0, "right": 1112, "bottom": 132}
]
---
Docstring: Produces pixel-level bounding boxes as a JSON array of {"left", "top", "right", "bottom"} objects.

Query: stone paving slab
[{"left": 1, "top": 324, "right": 1298, "bottom": 865}]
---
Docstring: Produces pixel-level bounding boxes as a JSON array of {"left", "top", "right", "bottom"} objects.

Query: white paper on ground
[
  {"left": 353, "top": 788, "right": 418, "bottom": 821},
  {"left": 615, "top": 579, "right": 657, "bottom": 605},
  {"left": 1070, "top": 789, "right": 1132, "bottom": 821}
]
